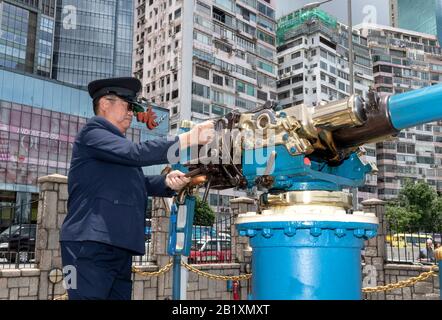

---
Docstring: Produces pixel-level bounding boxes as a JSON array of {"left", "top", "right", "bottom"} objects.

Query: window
[
  {"left": 236, "top": 80, "right": 245, "bottom": 93},
  {"left": 213, "top": 74, "right": 223, "bottom": 86},
  {"left": 293, "top": 86, "right": 303, "bottom": 96},
  {"left": 257, "top": 1, "right": 275, "bottom": 19},
  {"left": 293, "top": 63, "right": 303, "bottom": 70},
  {"left": 257, "top": 60, "right": 274, "bottom": 73},
  {"left": 278, "top": 91, "right": 290, "bottom": 100},
  {"left": 193, "top": 31, "right": 211, "bottom": 45},
  {"left": 225, "top": 76, "right": 234, "bottom": 88},
  {"left": 257, "top": 90, "right": 267, "bottom": 101},
  {"left": 195, "top": 66, "right": 210, "bottom": 79},
  {"left": 174, "top": 8, "right": 181, "bottom": 19},
  {"left": 292, "top": 74, "right": 303, "bottom": 84},
  {"left": 192, "top": 82, "right": 210, "bottom": 98},
  {"left": 291, "top": 51, "right": 301, "bottom": 59},
  {"left": 257, "top": 30, "right": 275, "bottom": 46},
  {"left": 191, "top": 100, "right": 210, "bottom": 115}
]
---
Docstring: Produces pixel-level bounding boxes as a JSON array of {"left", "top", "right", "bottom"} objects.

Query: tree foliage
[
  {"left": 386, "top": 180, "right": 442, "bottom": 232},
  {"left": 193, "top": 196, "right": 216, "bottom": 226}
]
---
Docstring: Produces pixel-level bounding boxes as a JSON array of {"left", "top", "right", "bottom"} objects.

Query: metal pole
[
  {"left": 348, "top": 0, "right": 354, "bottom": 95},
  {"left": 347, "top": 0, "right": 358, "bottom": 211},
  {"left": 435, "top": 247, "right": 442, "bottom": 300},
  {"left": 172, "top": 255, "right": 181, "bottom": 300}
]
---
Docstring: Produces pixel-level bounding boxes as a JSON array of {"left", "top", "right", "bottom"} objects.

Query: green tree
[
  {"left": 193, "top": 196, "right": 215, "bottom": 226},
  {"left": 386, "top": 180, "right": 442, "bottom": 232}
]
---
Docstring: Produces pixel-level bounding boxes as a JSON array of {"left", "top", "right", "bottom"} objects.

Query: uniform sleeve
[
  {"left": 80, "top": 127, "right": 180, "bottom": 167},
  {"left": 145, "top": 175, "right": 176, "bottom": 197}
]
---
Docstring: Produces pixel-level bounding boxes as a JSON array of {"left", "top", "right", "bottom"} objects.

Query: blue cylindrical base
[{"left": 237, "top": 220, "right": 377, "bottom": 300}]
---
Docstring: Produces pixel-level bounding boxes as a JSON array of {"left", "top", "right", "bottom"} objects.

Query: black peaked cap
[{"left": 88, "top": 77, "right": 142, "bottom": 101}]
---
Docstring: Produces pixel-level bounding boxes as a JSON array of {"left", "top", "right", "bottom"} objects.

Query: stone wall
[
  {"left": 0, "top": 176, "right": 440, "bottom": 300},
  {"left": 362, "top": 199, "right": 387, "bottom": 300},
  {"left": 361, "top": 199, "right": 440, "bottom": 300},
  {"left": 0, "top": 269, "right": 39, "bottom": 300},
  {"left": 0, "top": 174, "right": 247, "bottom": 300},
  {"left": 384, "top": 264, "right": 440, "bottom": 300}
]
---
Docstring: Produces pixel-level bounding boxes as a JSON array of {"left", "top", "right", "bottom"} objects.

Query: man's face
[{"left": 100, "top": 96, "right": 134, "bottom": 134}]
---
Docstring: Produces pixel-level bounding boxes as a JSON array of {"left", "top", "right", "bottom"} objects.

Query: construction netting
[{"left": 276, "top": 8, "right": 338, "bottom": 44}]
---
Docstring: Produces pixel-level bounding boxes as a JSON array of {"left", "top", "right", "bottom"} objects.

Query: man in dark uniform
[{"left": 60, "top": 77, "right": 213, "bottom": 300}]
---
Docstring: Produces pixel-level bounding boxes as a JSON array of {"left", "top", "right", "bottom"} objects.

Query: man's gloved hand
[
  {"left": 165, "top": 170, "right": 191, "bottom": 191},
  {"left": 179, "top": 120, "right": 215, "bottom": 149}
]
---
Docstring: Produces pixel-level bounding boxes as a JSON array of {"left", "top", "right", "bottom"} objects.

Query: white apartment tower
[
  {"left": 133, "top": 0, "right": 278, "bottom": 133},
  {"left": 358, "top": 24, "right": 442, "bottom": 200},
  {"left": 133, "top": 0, "right": 277, "bottom": 216},
  {"left": 276, "top": 9, "right": 376, "bottom": 206}
]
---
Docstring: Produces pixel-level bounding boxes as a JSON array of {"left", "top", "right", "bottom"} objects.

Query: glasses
[{"left": 105, "top": 97, "right": 134, "bottom": 113}]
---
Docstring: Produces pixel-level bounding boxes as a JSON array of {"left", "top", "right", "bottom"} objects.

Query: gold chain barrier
[
  {"left": 132, "top": 260, "right": 173, "bottom": 277},
  {"left": 180, "top": 261, "right": 252, "bottom": 281},
  {"left": 53, "top": 262, "right": 439, "bottom": 299},
  {"left": 362, "top": 265, "right": 439, "bottom": 294}
]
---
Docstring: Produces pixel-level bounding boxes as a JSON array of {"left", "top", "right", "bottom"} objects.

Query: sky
[{"left": 276, "top": 0, "right": 390, "bottom": 26}]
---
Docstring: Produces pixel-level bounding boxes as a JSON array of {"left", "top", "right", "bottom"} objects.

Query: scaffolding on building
[{"left": 276, "top": 8, "right": 338, "bottom": 45}]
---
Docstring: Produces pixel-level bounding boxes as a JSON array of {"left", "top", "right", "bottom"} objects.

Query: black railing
[
  {"left": 0, "top": 200, "right": 38, "bottom": 269},
  {"left": 385, "top": 224, "right": 441, "bottom": 264},
  {"left": 131, "top": 211, "right": 233, "bottom": 266},
  {"left": 189, "top": 214, "right": 232, "bottom": 264}
]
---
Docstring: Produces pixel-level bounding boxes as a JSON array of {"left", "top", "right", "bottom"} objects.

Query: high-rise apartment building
[
  {"left": 52, "top": 0, "right": 134, "bottom": 86},
  {"left": 276, "top": 9, "right": 377, "bottom": 205},
  {"left": 134, "top": 0, "right": 278, "bottom": 131},
  {"left": 0, "top": 0, "right": 57, "bottom": 77},
  {"left": 358, "top": 24, "right": 442, "bottom": 200},
  {"left": 133, "top": 0, "right": 277, "bottom": 215},
  {"left": 390, "top": 0, "right": 442, "bottom": 45}
]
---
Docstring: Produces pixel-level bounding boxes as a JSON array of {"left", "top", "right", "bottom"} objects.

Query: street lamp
[
  {"left": 301, "top": 0, "right": 333, "bottom": 11},
  {"left": 302, "top": 0, "right": 354, "bottom": 95},
  {"left": 302, "top": 0, "right": 357, "bottom": 208}
]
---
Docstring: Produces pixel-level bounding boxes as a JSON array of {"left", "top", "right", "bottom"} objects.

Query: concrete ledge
[
  {"left": 230, "top": 197, "right": 254, "bottom": 204},
  {"left": 132, "top": 264, "right": 159, "bottom": 272},
  {"left": 20, "top": 269, "right": 41, "bottom": 277},
  {"left": 385, "top": 264, "right": 439, "bottom": 272},
  {"left": 0, "top": 269, "right": 21, "bottom": 277},
  {"left": 38, "top": 174, "right": 68, "bottom": 184},
  {"left": 362, "top": 199, "right": 386, "bottom": 206}
]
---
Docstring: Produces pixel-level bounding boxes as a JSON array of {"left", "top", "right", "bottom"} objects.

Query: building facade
[
  {"left": 133, "top": 0, "right": 278, "bottom": 213},
  {"left": 52, "top": 0, "right": 134, "bottom": 87},
  {"left": 276, "top": 9, "right": 377, "bottom": 205},
  {"left": 0, "top": 0, "right": 56, "bottom": 77},
  {"left": 0, "top": 67, "right": 170, "bottom": 227},
  {"left": 390, "top": 0, "right": 442, "bottom": 45},
  {"left": 358, "top": 24, "right": 442, "bottom": 200},
  {"left": 134, "top": 0, "right": 278, "bottom": 131},
  {"left": 1, "top": 0, "right": 134, "bottom": 87}
]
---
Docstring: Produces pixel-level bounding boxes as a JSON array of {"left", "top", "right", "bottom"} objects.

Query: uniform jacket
[{"left": 60, "top": 116, "right": 178, "bottom": 254}]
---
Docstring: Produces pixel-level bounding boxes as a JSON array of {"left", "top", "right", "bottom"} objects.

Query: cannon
[{"left": 175, "top": 84, "right": 442, "bottom": 300}]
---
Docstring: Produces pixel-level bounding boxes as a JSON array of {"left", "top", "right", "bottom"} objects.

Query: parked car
[
  {"left": 0, "top": 224, "right": 36, "bottom": 263},
  {"left": 389, "top": 233, "right": 433, "bottom": 248},
  {"left": 188, "top": 238, "right": 231, "bottom": 264}
]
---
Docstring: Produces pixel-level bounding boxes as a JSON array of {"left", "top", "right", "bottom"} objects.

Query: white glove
[{"left": 165, "top": 170, "right": 191, "bottom": 191}]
